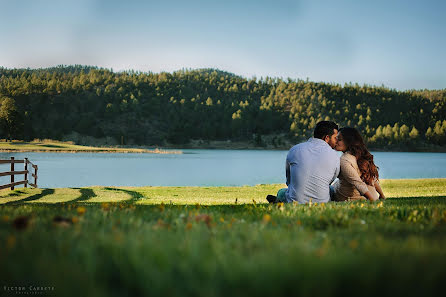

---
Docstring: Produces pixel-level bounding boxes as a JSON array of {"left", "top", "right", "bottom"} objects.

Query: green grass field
[{"left": 1, "top": 179, "right": 445, "bottom": 297}]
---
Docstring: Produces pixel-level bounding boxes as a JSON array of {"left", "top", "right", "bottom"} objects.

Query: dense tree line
[{"left": 0, "top": 65, "right": 445, "bottom": 150}]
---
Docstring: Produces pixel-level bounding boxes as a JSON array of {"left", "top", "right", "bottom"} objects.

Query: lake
[{"left": 0, "top": 150, "right": 445, "bottom": 188}]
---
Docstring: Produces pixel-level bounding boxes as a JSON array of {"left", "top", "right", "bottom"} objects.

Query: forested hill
[{"left": 0, "top": 65, "right": 445, "bottom": 150}]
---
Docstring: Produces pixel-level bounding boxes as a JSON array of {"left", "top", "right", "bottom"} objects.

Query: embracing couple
[{"left": 267, "top": 121, "right": 385, "bottom": 204}]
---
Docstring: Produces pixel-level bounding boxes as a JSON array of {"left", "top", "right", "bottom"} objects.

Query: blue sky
[{"left": 0, "top": 0, "right": 445, "bottom": 90}]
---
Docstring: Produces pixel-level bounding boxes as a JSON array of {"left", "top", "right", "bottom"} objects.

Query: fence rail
[{"left": 0, "top": 157, "right": 38, "bottom": 190}]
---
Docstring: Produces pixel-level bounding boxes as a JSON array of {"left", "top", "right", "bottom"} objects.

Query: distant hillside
[{"left": 0, "top": 65, "right": 445, "bottom": 150}]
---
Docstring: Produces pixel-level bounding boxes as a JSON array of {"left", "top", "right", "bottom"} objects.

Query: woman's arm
[
  {"left": 374, "top": 180, "right": 386, "bottom": 200},
  {"left": 340, "top": 156, "right": 378, "bottom": 201},
  {"left": 363, "top": 191, "right": 379, "bottom": 201},
  {"left": 340, "top": 157, "right": 369, "bottom": 193}
]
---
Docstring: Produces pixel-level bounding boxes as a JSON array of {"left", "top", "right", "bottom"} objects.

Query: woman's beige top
[{"left": 333, "top": 152, "right": 379, "bottom": 201}]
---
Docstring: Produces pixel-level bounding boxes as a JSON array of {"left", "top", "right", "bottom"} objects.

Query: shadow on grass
[
  {"left": 5, "top": 189, "right": 26, "bottom": 197},
  {"left": 131, "top": 195, "right": 446, "bottom": 211},
  {"left": 69, "top": 188, "right": 97, "bottom": 203},
  {"left": 3, "top": 188, "right": 55, "bottom": 205},
  {"left": 103, "top": 187, "right": 145, "bottom": 203},
  {"left": 37, "top": 144, "right": 64, "bottom": 148},
  {"left": 387, "top": 196, "right": 446, "bottom": 205},
  {"left": 130, "top": 203, "right": 264, "bottom": 215}
]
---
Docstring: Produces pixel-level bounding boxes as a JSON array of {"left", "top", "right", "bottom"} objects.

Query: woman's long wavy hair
[{"left": 339, "top": 127, "right": 379, "bottom": 185}]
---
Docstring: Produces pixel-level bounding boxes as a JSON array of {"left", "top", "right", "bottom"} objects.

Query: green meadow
[{"left": 1, "top": 179, "right": 445, "bottom": 297}]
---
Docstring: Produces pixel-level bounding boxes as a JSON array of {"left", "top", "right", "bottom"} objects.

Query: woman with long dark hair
[{"left": 332, "top": 127, "right": 385, "bottom": 201}]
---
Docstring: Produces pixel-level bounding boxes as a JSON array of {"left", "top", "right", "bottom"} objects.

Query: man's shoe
[{"left": 266, "top": 195, "right": 277, "bottom": 204}]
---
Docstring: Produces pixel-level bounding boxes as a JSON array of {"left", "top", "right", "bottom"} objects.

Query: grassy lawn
[
  {"left": 0, "top": 179, "right": 445, "bottom": 297},
  {"left": 0, "top": 139, "right": 181, "bottom": 154}
]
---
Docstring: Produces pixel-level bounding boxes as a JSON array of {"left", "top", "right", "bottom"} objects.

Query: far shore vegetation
[
  {"left": 0, "top": 138, "right": 445, "bottom": 153},
  {"left": 0, "top": 139, "right": 182, "bottom": 154},
  {"left": 0, "top": 65, "right": 445, "bottom": 152}
]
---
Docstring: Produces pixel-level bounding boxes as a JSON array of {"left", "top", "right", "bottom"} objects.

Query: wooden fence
[{"left": 0, "top": 157, "right": 38, "bottom": 190}]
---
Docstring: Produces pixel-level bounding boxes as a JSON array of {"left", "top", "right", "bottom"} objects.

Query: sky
[{"left": 0, "top": 0, "right": 445, "bottom": 90}]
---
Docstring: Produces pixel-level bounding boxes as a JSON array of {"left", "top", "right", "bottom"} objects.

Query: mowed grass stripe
[
  {"left": 85, "top": 187, "right": 133, "bottom": 202},
  {"left": 381, "top": 178, "right": 446, "bottom": 197},
  {"left": 135, "top": 184, "right": 284, "bottom": 205},
  {"left": 0, "top": 187, "right": 134, "bottom": 204},
  {"left": 0, "top": 178, "right": 445, "bottom": 205},
  {"left": 25, "top": 188, "right": 80, "bottom": 203},
  {"left": 0, "top": 188, "right": 44, "bottom": 204}
]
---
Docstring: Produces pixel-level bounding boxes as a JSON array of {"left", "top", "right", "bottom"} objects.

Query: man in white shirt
[{"left": 267, "top": 121, "right": 340, "bottom": 204}]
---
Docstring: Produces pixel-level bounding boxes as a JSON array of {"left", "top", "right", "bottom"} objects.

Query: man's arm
[{"left": 285, "top": 160, "right": 290, "bottom": 186}]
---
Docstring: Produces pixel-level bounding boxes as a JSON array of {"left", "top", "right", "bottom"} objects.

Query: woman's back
[{"left": 334, "top": 152, "right": 379, "bottom": 201}]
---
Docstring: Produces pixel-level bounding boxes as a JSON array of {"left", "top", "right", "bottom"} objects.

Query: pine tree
[
  {"left": 383, "top": 125, "right": 393, "bottom": 139},
  {"left": 400, "top": 124, "right": 410, "bottom": 139},
  {"left": 426, "top": 127, "right": 434, "bottom": 141},
  {"left": 409, "top": 127, "right": 419, "bottom": 140},
  {"left": 0, "top": 97, "right": 21, "bottom": 141},
  {"left": 392, "top": 123, "right": 400, "bottom": 141},
  {"left": 206, "top": 97, "right": 213, "bottom": 106}
]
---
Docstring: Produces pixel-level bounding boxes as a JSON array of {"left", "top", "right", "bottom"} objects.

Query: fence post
[
  {"left": 24, "top": 158, "right": 28, "bottom": 188},
  {"left": 34, "top": 165, "right": 38, "bottom": 188},
  {"left": 10, "top": 157, "right": 14, "bottom": 190}
]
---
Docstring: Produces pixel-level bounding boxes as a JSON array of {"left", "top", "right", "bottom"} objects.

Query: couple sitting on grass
[{"left": 267, "top": 121, "right": 386, "bottom": 204}]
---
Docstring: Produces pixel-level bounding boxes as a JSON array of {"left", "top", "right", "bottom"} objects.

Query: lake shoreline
[
  {"left": 2, "top": 139, "right": 445, "bottom": 153},
  {"left": 0, "top": 140, "right": 182, "bottom": 154},
  {"left": 0, "top": 149, "right": 182, "bottom": 154},
  {"left": 160, "top": 144, "right": 446, "bottom": 153},
  {"left": 2, "top": 146, "right": 446, "bottom": 153}
]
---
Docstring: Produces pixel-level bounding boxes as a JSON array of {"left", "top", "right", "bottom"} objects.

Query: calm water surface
[{"left": 0, "top": 150, "right": 445, "bottom": 188}]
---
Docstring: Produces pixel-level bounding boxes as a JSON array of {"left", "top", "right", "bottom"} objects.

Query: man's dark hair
[{"left": 313, "top": 121, "right": 339, "bottom": 139}]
